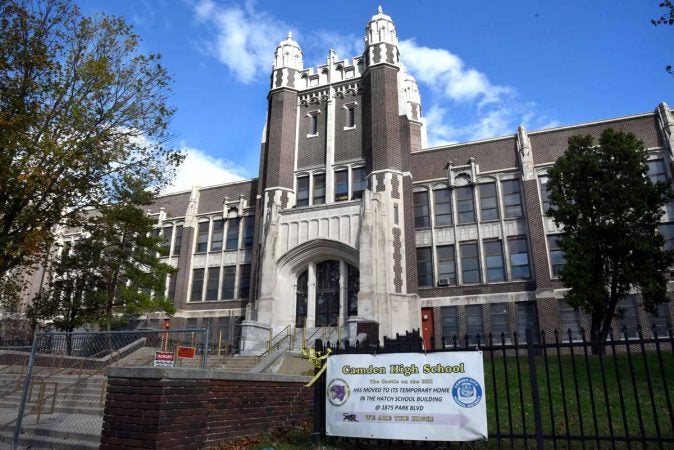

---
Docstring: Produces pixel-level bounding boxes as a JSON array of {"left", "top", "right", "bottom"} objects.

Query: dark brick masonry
[{"left": 100, "top": 368, "right": 313, "bottom": 449}]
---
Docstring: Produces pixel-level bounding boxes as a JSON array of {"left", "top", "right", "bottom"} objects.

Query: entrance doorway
[
  {"left": 316, "top": 260, "right": 340, "bottom": 326},
  {"left": 295, "top": 271, "right": 308, "bottom": 327},
  {"left": 421, "top": 308, "right": 434, "bottom": 350},
  {"left": 294, "top": 259, "right": 359, "bottom": 328}
]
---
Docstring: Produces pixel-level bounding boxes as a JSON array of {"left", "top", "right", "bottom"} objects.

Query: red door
[{"left": 421, "top": 308, "right": 434, "bottom": 350}]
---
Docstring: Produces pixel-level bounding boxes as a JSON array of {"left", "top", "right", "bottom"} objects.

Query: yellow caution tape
[{"left": 302, "top": 347, "right": 332, "bottom": 387}]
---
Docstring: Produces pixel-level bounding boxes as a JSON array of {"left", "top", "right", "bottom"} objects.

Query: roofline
[
  {"left": 527, "top": 111, "right": 655, "bottom": 136},
  {"left": 418, "top": 110, "right": 657, "bottom": 154},
  {"left": 158, "top": 178, "right": 258, "bottom": 199}
]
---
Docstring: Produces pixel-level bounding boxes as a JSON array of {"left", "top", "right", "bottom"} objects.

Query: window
[
  {"left": 502, "top": 179, "right": 523, "bottom": 218},
  {"left": 297, "top": 176, "right": 309, "bottom": 207},
  {"left": 346, "top": 106, "right": 355, "bottom": 128},
  {"left": 465, "top": 305, "right": 484, "bottom": 344},
  {"left": 206, "top": 267, "right": 220, "bottom": 300},
  {"left": 160, "top": 227, "right": 172, "bottom": 256},
  {"left": 509, "top": 237, "right": 531, "bottom": 280},
  {"left": 648, "top": 159, "right": 667, "bottom": 183},
  {"left": 416, "top": 247, "right": 433, "bottom": 287},
  {"left": 548, "top": 235, "right": 565, "bottom": 277},
  {"left": 484, "top": 240, "right": 505, "bottom": 282},
  {"left": 441, "top": 306, "right": 459, "bottom": 342},
  {"left": 352, "top": 167, "right": 367, "bottom": 199},
  {"left": 538, "top": 175, "right": 551, "bottom": 214},
  {"left": 479, "top": 183, "right": 499, "bottom": 221},
  {"left": 191, "top": 268, "right": 204, "bottom": 301},
  {"left": 173, "top": 225, "right": 183, "bottom": 256},
  {"left": 490, "top": 303, "right": 509, "bottom": 339},
  {"left": 456, "top": 186, "right": 476, "bottom": 224},
  {"left": 335, "top": 170, "right": 348, "bottom": 201},
  {"left": 436, "top": 245, "right": 455, "bottom": 286},
  {"left": 167, "top": 274, "right": 177, "bottom": 301},
  {"left": 414, "top": 191, "right": 430, "bottom": 228},
  {"left": 558, "top": 300, "right": 582, "bottom": 340},
  {"left": 221, "top": 266, "right": 236, "bottom": 299},
  {"left": 433, "top": 188, "right": 452, "bottom": 226},
  {"left": 310, "top": 114, "right": 318, "bottom": 135},
  {"left": 243, "top": 216, "right": 255, "bottom": 249},
  {"left": 196, "top": 222, "right": 209, "bottom": 253},
  {"left": 238, "top": 264, "right": 251, "bottom": 298},
  {"left": 393, "top": 204, "right": 399, "bottom": 225},
  {"left": 659, "top": 223, "right": 674, "bottom": 250},
  {"left": 460, "top": 242, "right": 480, "bottom": 284},
  {"left": 210, "top": 220, "right": 224, "bottom": 252},
  {"left": 617, "top": 295, "right": 639, "bottom": 338},
  {"left": 225, "top": 218, "right": 240, "bottom": 250},
  {"left": 517, "top": 302, "right": 538, "bottom": 342},
  {"left": 347, "top": 264, "right": 359, "bottom": 316},
  {"left": 650, "top": 303, "right": 671, "bottom": 337},
  {"left": 313, "top": 173, "right": 326, "bottom": 205}
]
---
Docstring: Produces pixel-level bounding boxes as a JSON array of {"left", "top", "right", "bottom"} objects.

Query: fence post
[
  {"left": 202, "top": 327, "right": 210, "bottom": 369},
  {"left": 312, "top": 339, "right": 324, "bottom": 446},
  {"left": 526, "top": 328, "right": 544, "bottom": 450},
  {"left": 13, "top": 327, "right": 39, "bottom": 450}
]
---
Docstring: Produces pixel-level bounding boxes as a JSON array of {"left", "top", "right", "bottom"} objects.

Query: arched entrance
[
  {"left": 277, "top": 239, "right": 360, "bottom": 329},
  {"left": 295, "top": 259, "right": 359, "bottom": 328}
]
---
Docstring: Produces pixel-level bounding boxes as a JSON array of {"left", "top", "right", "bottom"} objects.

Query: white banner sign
[{"left": 325, "top": 352, "right": 487, "bottom": 442}]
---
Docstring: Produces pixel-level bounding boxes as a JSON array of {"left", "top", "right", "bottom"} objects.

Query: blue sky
[{"left": 78, "top": 1, "right": 674, "bottom": 192}]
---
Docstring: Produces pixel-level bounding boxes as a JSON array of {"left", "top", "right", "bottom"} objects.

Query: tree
[
  {"left": 651, "top": 0, "right": 674, "bottom": 73},
  {"left": 28, "top": 177, "right": 177, "bottom": 331},
  {"left": 547, "top": 128, "right": 673, "bottom": 351},
  {"left": 0, "top": 0, "right": 183, "bottom": 302}
]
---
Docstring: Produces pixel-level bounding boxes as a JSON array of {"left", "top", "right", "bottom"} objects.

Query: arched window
[
  {"left": 296, "top": 270, "right": 308, "bottom": 327},
  {"left": 316, "top": 260, "right": 340, "bottom": 326}
]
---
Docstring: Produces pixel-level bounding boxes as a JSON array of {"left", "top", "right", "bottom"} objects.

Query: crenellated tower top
[
  {"left": 365, "top": 5, "right": 399, "bottom": 48},
  {"left": 273, "top": 31, "right": 303, "bottom": 71}
]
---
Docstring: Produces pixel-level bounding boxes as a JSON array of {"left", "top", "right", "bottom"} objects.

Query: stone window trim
[
  {"left": 193, "top": 215, "right": 242, "bottom": 255},
  {"left": 306, "top": 110, "right": 321, "bottom": 137},
  {"left": 156, "top": 222, "right": 184, "bottom": 258},
  {"left": 647, "top": 156, "right": 670, "bottom": 183},
  {"left": 294, "top": 170, "right": 326, "bottom": 207},
  {"left": 342, "top": 101, "right": 358, "bottom": 131},
  {"left": 546, "top": 234, "right": 565, "bottom": 279},
  {"left": 195, "top": 220, "right": 210, "bottom": 254}
]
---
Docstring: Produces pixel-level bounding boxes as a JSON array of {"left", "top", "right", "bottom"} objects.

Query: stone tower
[{"left": 241, "top": 7, "right": 424, "bottom": 353}]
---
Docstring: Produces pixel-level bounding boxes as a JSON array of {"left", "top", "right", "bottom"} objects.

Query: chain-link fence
[{"left": 1, "top": 328, "right": 209, "bottom": 449}]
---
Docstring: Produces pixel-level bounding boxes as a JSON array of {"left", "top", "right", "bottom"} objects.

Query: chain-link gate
[{"left": 2, "top": 328, "right": 209, "bottom": 449}]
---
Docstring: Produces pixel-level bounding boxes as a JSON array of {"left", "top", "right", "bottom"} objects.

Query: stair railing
[{"left": 257, "top": 325, "right": 292, "bottom": 362}]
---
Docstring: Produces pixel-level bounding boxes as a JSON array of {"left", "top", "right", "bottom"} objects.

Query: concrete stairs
[
  {"left": 0, "top": 368, "right": 104, "bottom": 449},
  {"left": 0, "top": 348, "right": 259, "bottom": 449}
]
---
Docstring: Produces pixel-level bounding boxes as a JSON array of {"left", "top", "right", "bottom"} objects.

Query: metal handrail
[{"left": 257, "top": 325, "right": 292, "bottom": 362}]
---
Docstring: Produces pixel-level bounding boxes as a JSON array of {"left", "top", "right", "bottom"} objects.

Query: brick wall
[{"left": 101, "top": 368, "right": 313, "bottom": 449}]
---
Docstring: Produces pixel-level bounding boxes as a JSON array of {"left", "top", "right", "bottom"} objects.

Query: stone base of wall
[{"left": 100, "top": 368, "right": 313, "bottom": 449}]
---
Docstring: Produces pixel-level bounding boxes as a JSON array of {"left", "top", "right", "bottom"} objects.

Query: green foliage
[
  {"left": 547, "top": 129, "right": 673, "bottom": 348},
  {"left": 651, "top": 0, "right": 674, "bottom": 73},
  {"left": 0, "top": 0, "right": 183, "bottom": 298},
  {"left": 28, "top": 177, "right": 176, "bottom": 331}
]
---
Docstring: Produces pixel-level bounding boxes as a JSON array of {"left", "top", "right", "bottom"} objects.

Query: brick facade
[{"left": 100, "top": 368, "right": 313, "bottom": 449}]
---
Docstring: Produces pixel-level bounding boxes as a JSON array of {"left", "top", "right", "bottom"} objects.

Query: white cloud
[
  {"left": 164, "top": 146, "right": 247, "bottom": 193},
  {"left": 399, "top": 39, "right": 510, "bottom": 105},
  {"left": 193, "top": 0, "right": 290, "bottom": 83}
]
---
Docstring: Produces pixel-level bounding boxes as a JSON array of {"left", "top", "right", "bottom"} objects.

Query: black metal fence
[{"left": 314, "top": 327, "right": 674, "bottom": 449}]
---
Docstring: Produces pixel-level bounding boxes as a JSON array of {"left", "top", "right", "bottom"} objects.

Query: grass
[
  {"left": 212, "top": 348, "right": 674, "bottom": 449},
  {"left": 484, "top": 348, "right": 674, "bottom": 446}
]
